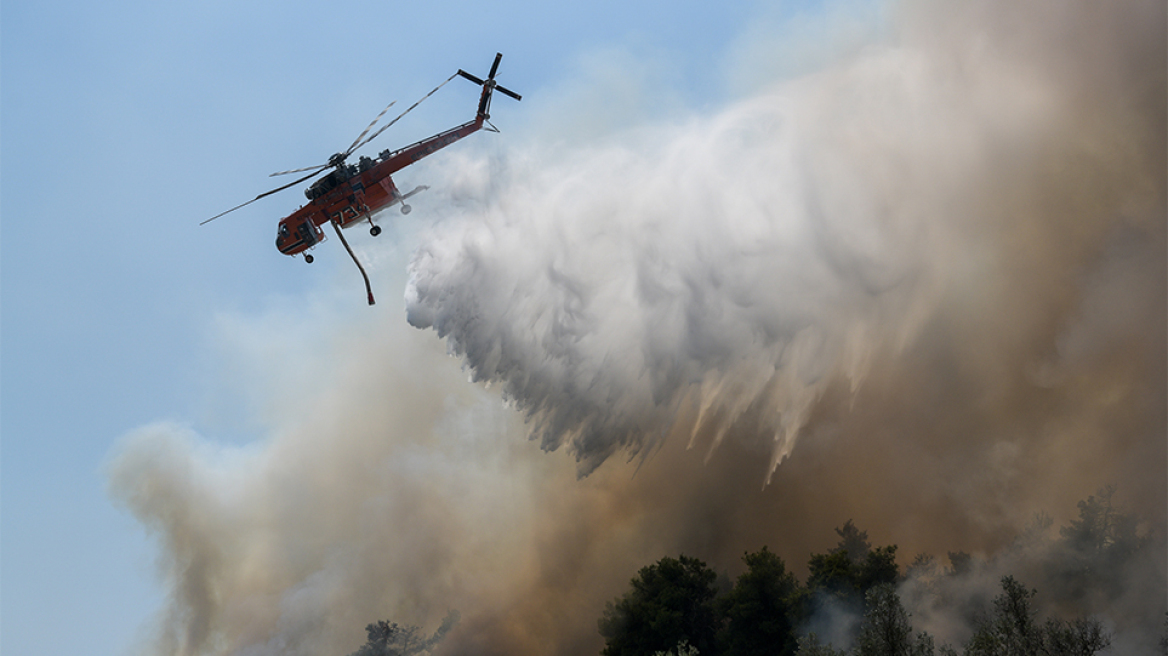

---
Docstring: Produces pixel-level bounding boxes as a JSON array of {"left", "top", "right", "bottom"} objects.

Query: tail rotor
[{"left": 458, "top": 52, "right": 521, "bottom": 119}]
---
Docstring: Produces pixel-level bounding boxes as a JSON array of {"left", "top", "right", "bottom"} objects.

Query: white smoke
[{"left": 404, "top": 11, "right": 1088, "bottom": 479}]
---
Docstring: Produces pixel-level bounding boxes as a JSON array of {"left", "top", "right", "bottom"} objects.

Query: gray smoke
[{"left": 109, "top": 0, "right": 1165, "bottom": 654}]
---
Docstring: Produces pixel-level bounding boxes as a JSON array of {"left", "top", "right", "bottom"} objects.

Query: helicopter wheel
[
  {"left": 370, "top": 225, "right": 382, "bottom": 237},
  {"left": 305, "top": 254, "right": 314, "bottom": 264},
  {"left": 400, "top": 204, "right": 412, "bottom": 215}
]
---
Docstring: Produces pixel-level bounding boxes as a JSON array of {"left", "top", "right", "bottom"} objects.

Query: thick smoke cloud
[
  {"left": 407, "top": 82, "right": 934, "bottom": 479},
  {"left": 405, "top": 0, "right": 1164, "bottom": 483},
  {"left": 109, "top": 1, "right": 1165, "bottom": 654}
]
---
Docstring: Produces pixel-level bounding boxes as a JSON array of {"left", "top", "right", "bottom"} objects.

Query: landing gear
[
  {"left": 370, "top": 225, "right": 382, "bottom": 237},
  {"left": 400, "top": 204, "right": 412, "bottom": 215},
  {"left": 305, "top": 254, "right": 314, "bottom": 264}
]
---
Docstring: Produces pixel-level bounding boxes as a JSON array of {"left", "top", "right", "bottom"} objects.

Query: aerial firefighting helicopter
[{"left": 203, "top": 53, "right": 521, "bottom": 305}]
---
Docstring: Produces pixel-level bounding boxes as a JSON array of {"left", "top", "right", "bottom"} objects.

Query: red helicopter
[{"left": 203, "top": 53, "right": 521, "bottom": 305}]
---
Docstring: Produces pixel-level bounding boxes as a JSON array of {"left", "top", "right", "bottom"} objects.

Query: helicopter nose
[
  {"left": 276, "top": 223, "right": 292, "bottom": 250},
  {"left": 276, "top": 228, "right": 294, "bottom": 253}
]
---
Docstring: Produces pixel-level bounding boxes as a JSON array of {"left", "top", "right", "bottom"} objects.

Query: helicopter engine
[{"left": 305, "top": 167, "right": 354, "bottom": 200}]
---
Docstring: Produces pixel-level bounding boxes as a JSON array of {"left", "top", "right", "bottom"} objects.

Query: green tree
[
  {"left": 853, "top": 584, "right": 934, "bottom": 656},
  {"left": 946, "top": 552, "right": 972, "bottom": 577},
  {"left": 1161, "top": 613, "right": 1168, "bottom": 655},
  {"left": 718, "top": 547, "right": 804, "bottom": 656},
  {"left": 599, "top": 555, "right": 722, "bottom": 656},
  {"left": 965, "top": 576, "right": 1043, "bottom": 656},
  {"left": 653, "top": 640, "right": 701, "bottom": 656},
  {"left": 965, "top": 576, "right": 1110, "bottom": 656},
  {"left": 855, "top": 546, "right": 900, "bottom": 591},
  {"left": 832, "top": 520, "right": 873, "bottom": 562},
  {"left": 808, "top": 525, "right": 900, "bottom": 614},
  {"left": 349, "top": 611, "right": 459, "bottom": 656},
  {"left": 1051, "top": 485, "right": 1145, "bottom": 602},
  {"left": 1041, "top": 618, "right": 1110, "bottom": 656},
  {"left": 1059, "top": 486, "right": 1124, "bottom": 553},
  {"left": 796, "top": 633, "right": 849, "bottom": 656},
  {"left": 808, "top": 550, "right": 857, "bottom": 599}
]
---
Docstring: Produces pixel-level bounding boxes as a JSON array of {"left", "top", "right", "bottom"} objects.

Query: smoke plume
[{"left": 109, "top": 0, "right": 1165, "bottom": 654}]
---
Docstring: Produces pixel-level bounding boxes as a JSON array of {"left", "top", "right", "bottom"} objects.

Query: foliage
[
  {"left": 856, "top": 546, "right": 900, "bottom": 592},
  {"left": 1049, "top": 485, "right": 1146, "bottom": 603},
  {"left": 600, "top": 490, "right": 1147, "bottom": 656},
  {"left": 599, "top": 555, "right": 722, "bottom": 656},
  {"left": 808, "top": 550, "right": 859, "bottom": 599},
  {"left": 832, "top": 521, "right": 873, "bottom": 563},
  {"left": 1059, "top": 486, "right": 1129, "bottom": 553},
  {"left": 810, "top": 523, "right": 900, "bottom": 595},
  {"left": 964, "top": 577, "right": 1043, "bottom": 656},
  {"left": 946, "top": 552, "right": 972, "bottom": 577},
  {"left": 1160, "top": 613, "right": 1168, "bottom": 655},
  {"left": 653, "top": 639, "right": 701, "bottom": 656},
  {"left": 854, "top": 584, "right": 935, "bottom": 656},
  {"left": 965, "top": 576, "right": 1110, "bottom": 656},
  {"left": 807, "top": 522, "right": 902, "bottom": 636},
  {"left": 905, "top": 554, "right": 936, "bottom": 580},
  {"left": 796, "top": 633, "right": 849, "bottom": 656},
  {"left": 1041, "top": 618, "right": 1111, "bottom": 656},
  {"left": 348, "top": 611, "right": 459, "bottom": 656},
  {"left": 718, "top": 547, "right": 804, "bottom": 656}
]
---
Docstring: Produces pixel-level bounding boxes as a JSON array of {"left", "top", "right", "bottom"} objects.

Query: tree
[
  {"left": 349, "top": 611, "right": 459, "bottom": 656},
  {"left": 1041, "top": 618, "right": 1110, "bottom": 656},
  {"left": 808, "top": 527, "right": 900, "bottom": 614},
  {"left": 965, "top": 576, "right": 1110, "bottom": 656},
  {"left": 965, "top": 576, "right": 1044, "bottom": 656},
  {"left": 833, "top": 520, "right": 873, "bottom": 563},
  {"left": 653, "top": 640, "right": 701, "bottom": 656},
  {"left": 855, "top": 546, "right": 900, "bottom": 592},
  {"left": 946, "top": 552, "right": 972, "bottom": 577},
  {"left": 1059, "top": 486, "right": 1123, "bottom": 553},
  {"left": 1051, "top": 485, "right": 1145, "bottom": 602},
  {"left": 599, "top": 555, "right": 722, "bottom": 656},
  {"left": 853, "top": 584, "right": 934, "bottom": 656},
  {"left": 718, "top": 547, "right": 804, "bottom": 656},
  {"left": 1161, "top": 613, "right": 1168, "bottom": 656},
  {"left": 808, "top": 551, "right": 857, "bottom": 599},
  {"left": 796, "top": 633, "right": 849, "bottom": 656}
]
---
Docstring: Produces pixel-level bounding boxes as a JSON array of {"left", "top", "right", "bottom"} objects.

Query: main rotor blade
[
  {"left": 457, "top": 69, "right": 485, "bottom": 85},
  {"left": 351, "top": 72, "right": 460, "bottom": 154},
  {"left": 496, "top": 85, "right": 521, "bottom": 101},
  {"left": 352, "top": 117, "right": 400, "bottom": 154},
  {"left": 271, "top": 100, "right": 397, "bottom": 176},
  {"left": 345, "top": 100, "right": 397, "bottom": 156},
  {"left": 200, "top": 169, "right": 325, "bottom": 225},
  {"left": 270, "top": 163, "right": 328, "bottom": 177},
  {"left": 488, "top": 52, "right": 502, "bottom": 79}
]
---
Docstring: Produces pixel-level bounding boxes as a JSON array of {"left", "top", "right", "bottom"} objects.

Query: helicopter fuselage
[{"left": 275, "top": 114, "right": 488, "bottom": 257}]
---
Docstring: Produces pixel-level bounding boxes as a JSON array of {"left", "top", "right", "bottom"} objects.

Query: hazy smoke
[{"left": 109, "top": 0, "right": 1165, "bottom": 654}]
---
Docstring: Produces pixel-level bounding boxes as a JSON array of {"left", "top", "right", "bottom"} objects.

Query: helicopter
[{"left": 203, "top": 53, "right": 521, "bottom": 305}]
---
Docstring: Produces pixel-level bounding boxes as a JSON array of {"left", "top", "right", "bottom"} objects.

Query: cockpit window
[{"left": 279, "top": 224, "right": 290, "bottom": 237}]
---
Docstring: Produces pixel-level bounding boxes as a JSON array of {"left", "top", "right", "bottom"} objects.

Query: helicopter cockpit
[{"left": 275, "top": 216, "right": 323, "bottom": 259}]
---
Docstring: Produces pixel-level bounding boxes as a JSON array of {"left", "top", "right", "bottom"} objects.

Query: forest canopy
[{"left": 596, "top": 488, "right": 1162, "bottom": 656}]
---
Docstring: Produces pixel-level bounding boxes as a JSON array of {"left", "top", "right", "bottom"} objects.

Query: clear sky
[{"left": 1, "top": 0, "right": 846, "bottom": 653}]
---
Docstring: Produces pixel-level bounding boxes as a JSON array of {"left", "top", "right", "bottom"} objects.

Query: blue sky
[{"left": 1, "top": 0, "right": 860, "bottom": 653}]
